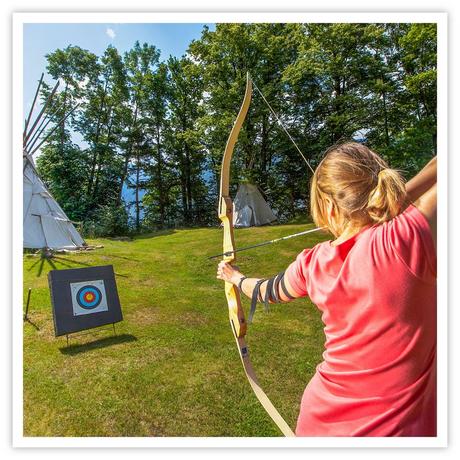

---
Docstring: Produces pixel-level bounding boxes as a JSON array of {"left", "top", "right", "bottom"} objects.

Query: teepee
[
  {"left": 23, "top": 74, "right": 85, "bottom": 250},
  {"left": 233, "top": 183, "right": 277, "bottom": 227}
]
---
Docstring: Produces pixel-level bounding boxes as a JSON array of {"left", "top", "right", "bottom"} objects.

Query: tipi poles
[
  {"left": 25, "top": 111, "right": 53, "bottom": 153},
  {"left": 23, "top": 80, "right": 60, "bottom": 146},
  {"left": 29, "top": 104, "right": 80, "bottom": 156},
  {"left": 23, "top": 73, "right": 44, "bottom": 144},
  {"left": 25, "top": 104, "right": 61, "bottom": 154}
]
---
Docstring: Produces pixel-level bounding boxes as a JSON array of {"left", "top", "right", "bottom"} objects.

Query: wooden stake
[{"left": 24, "top": 288, "right": 32, "bottom": 321}]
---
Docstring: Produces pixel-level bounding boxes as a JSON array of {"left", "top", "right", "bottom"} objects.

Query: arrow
[{"left": 208, "top": 226, "right": 325, "bottom": 260}]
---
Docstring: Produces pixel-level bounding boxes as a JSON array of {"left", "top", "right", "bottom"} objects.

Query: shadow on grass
[
  {"left": 23, "top": 317, "right": 40, "bottom": 330},
  {"left": 59, "top": 333, "right": 137, "bottom": 355},
  {"left": 107, "top": 254, "right": 141, "bottom": 263},
  {"left": 27, "top": 252, "right": 93, "bottom": 277},
  {"left": 132, "top": 229, "right": 176, "bottom": 240},
  {"left": 54, "top": 256, "right": 129, "bottom": 278},
  {"left": 51, "top": 255, "right": 93, "bottom": 268},
  {"left": 27, "top": 253, "right": 130, "bottom": 279},
  {"left": 27, "top": 255, "right": 57, "bottom": 277}
]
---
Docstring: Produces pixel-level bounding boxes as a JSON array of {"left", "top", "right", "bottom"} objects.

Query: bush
[{"left": 82, "top": 204, "right": 130, "bottom": 238}]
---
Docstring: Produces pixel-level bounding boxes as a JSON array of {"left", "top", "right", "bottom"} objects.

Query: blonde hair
[{"left": 310, "top": 142, "right": 406, "bottom": 236}]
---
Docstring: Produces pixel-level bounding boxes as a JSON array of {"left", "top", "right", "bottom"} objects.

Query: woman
[{"left": 217, "top": 142, "right": 437, "bottom": 436}]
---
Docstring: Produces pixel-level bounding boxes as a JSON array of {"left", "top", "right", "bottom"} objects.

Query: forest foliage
[{"left": 34, "top": 23, "right": 437, "bottom": 236}]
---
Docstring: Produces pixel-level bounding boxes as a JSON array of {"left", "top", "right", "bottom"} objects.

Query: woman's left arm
[{"left": 216, "top": 261, "right": 301, "bottom": 302}]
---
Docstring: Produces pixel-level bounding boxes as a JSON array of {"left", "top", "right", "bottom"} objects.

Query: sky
[
  {"left": 23, "top": 23, "right": 215, "bottom": 211},
  {"left": 23, "top": 23, "right": 214, "bottom": 113}
]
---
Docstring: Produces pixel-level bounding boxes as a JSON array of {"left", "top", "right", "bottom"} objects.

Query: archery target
[{"left": 70, "top": 279, "right": 108, "bottom": 316}]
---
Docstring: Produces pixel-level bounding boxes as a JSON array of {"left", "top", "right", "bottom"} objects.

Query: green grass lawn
[{"left": 23, "top": 223, "right": 328, "bottom": 437}]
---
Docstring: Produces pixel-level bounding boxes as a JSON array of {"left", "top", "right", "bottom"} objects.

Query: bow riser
[{"left": 219, "top": 195, "right": 247, "bottom": 338}]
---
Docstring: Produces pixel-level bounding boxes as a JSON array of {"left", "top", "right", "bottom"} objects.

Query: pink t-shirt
[{"left": 285, "top": 205, "right": 436, "bottom": 436}]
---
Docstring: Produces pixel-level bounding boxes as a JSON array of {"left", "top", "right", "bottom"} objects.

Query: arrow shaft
[{"left": 209, "top": 226, "right": 324, "bottom": 260}]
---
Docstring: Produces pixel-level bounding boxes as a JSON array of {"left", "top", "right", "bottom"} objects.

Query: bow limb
[
  {"left": 218, "top": 73, "right": 252, "bottom": 338},
  {"left": 218, "top": 73, "right": 295, "bottom": 437}
]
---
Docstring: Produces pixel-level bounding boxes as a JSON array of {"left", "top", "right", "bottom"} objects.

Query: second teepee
[{"left": 233, "top": 183, "right": 277, "bottom": 227}]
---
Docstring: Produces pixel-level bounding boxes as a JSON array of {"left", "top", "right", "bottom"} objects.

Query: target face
[
  {"left": 77, "top": 285, "right": 102, "bottom": 309},
  {"left": 70, "top": 279, "right": 108, "bottom": 316}
]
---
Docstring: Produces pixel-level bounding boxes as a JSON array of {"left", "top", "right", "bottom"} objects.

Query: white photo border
[{"left": 12, "top": 11, "right": 448, "bottom": 448}]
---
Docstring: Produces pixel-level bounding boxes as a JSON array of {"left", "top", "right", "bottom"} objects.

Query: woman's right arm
[
  {"left": 414, "top": 183, "right": 437, "bottom": 248},
  {"left": 405, "top": 156, "right": 437, "bottom": 203},
  {"left": 405, "top": 157, "right": 437, "bottom": 248}
]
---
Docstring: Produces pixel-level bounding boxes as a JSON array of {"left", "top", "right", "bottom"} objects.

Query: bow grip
[{"left": 219, "top": 196, "right": 247, "bottom": 338}]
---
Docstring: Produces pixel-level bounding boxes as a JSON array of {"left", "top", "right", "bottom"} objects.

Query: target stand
[
  {"left": 48, "top": 265, "right": 123, "bottom": 343},
  {"left": 64, "top": 322, "right": 118, "bottom": 347}
]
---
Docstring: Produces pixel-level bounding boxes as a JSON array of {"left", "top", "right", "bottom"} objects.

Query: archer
[{"left": 217, "top": 142, "right": 437, "bottom": 436}]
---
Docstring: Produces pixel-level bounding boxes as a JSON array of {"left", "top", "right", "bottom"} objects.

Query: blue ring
[{"left": 76, "top": 285, "right": 102, "bottom": 309}]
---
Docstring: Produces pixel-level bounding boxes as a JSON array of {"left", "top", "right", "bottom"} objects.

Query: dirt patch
[
  {"left": 126, "top": 306, "right": 166, "bottom": 326},
  {"left": 127, "top": 307, "right": 210, "bottom": 328}
]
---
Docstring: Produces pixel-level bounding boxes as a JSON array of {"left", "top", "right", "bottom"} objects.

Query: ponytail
[
  {"left": 366, "top": 168, "right": 406, "bottom": 224},
  {"left": 311, "top": 143, "right": 407, "bottom": 234}
]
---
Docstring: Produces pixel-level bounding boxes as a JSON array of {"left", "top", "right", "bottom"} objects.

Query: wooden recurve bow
[{"left": 218, "top": 73, "right": 295, "bottom": 437}]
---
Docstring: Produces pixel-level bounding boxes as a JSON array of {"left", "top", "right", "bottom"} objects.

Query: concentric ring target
[{"left": 76, "top": 285, "right": 102, "bottom": 310}]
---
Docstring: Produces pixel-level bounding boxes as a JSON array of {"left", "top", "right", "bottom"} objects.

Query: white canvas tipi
[
  {"left": 23, "top": 153, "right": 85, "bottom": 249},
  {"left": 23, "top": 74, "right": 85, "bottom": 250},
  {"left": 233, "top": 183, "right": 277, "bottom": 227}
]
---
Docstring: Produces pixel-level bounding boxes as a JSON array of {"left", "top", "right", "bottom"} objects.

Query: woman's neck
[{"left": 331, "top": 223, "right": 369, "bottom": 246}]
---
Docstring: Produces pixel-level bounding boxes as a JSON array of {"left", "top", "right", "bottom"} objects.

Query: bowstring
[{"left": 251, "top": 77, "right": 315, "bottom": 175}]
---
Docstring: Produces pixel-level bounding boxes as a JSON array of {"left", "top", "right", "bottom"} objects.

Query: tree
[{"left": 36, "top": 23, "right": 437, "bottom": 234}]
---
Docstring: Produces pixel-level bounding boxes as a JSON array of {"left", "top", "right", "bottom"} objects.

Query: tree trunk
[
  {"left": 184, "top": 141, "right": 193, "bottom": 221},
  {"left": 260, "top": 115, "right": 268, "bottom": 175},
  {"left": 180, "top": 147, "right": 188, "bottom": 223},
  {"left": 60, "top": 83, "right": 68, "bottom": 149},
  {"left": 87, "top": 82, "right": 109, "bottom": 197},
  {"left": 135, "top": 150, "right": 141, "bottom": 232},
  {"left": 117, "top": 103, "right": 138, "bottom": 207},
  {"left": 156, "top": 125, "right": 165, "bottom": 227},
  {"left": 381, "top": 87, "right": 390, "bottom": 146},
  {"left": 92, "top": 108, "right": 113, "bottom": 200}
]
